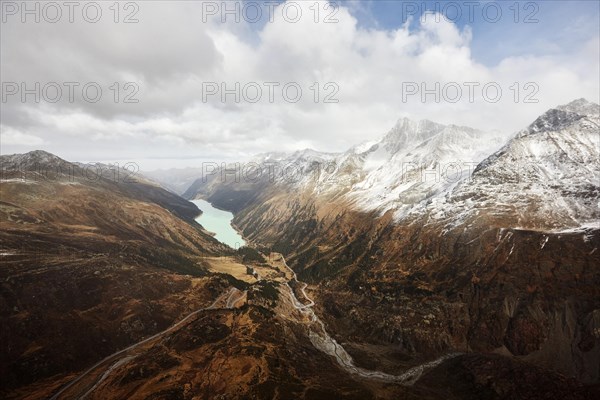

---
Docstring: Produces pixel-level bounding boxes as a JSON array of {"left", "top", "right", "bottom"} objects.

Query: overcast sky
[{"left": 1, "top": 0, "right": 599, "bottom": 170}]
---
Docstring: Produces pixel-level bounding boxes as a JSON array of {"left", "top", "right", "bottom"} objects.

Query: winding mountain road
[
  {"left": 49, "top": 287, "right": 245, "bottom": 400},
  {"left": 276, "top": 253, "right": 460, "bottom": 385},
  {"left": 50, "top": 252, "right": 458, "bottom": 398}
]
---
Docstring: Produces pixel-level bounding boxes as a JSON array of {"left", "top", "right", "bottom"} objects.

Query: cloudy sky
[{"left": 1, "top": 0, "right": 599, "bottom": 170}]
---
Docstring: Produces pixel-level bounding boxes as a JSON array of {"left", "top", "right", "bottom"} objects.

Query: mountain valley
[{"left": 1, "top": 100, "right": 599, "bottom": 399}]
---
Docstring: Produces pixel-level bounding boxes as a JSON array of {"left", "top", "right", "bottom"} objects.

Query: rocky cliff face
[{"left": 184, "top": 99, "right": 600, "bottom": 383}]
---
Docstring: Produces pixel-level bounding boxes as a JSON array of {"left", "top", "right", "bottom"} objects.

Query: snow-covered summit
[
  {"left": 435, "top": 99, "right": 600, "bottom": 230},
  {"left": 245, "top": 115, "right": 505, "bottom": 211},
  {"left": 557, "top": 98, "right": 600, "bottom": 117},
  {"left": 0, "top": 150, "right": 70, "bottom": 171}
]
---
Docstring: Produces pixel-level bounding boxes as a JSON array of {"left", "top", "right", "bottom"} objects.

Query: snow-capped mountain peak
[
  {"left": 557, "top": 98, "right": 600, "bottom": 117},
  {"left": 0, "top": 150, "right": 70, "bottom": 171},
  {"left": 520, "top": 98, "right": 598, "bottom": 137},
  {"left": 444, "top": 99, "right": 600, "bottom": 230},
  {"left": 380, "top": 118, "right": 447, "bottom": 155}
]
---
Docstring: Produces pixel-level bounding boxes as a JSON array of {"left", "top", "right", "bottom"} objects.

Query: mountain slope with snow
[
  {"left": 221, "top": 99, "right": 599, "bottom": 230},
  {"left": 345, "top": 119, "right": 504, "bottom": 216},
  {"left": 422, "top": 98, "right": 600, "bottom": 230}
]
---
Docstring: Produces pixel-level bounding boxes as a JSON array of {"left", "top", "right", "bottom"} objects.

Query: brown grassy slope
[{"left": 0, "top": 152, "right": 233, "bottom": 395}]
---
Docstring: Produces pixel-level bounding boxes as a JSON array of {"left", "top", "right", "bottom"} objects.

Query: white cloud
[
  {"left": 1, "top": 1, "right": 598, "bottom": 168},
  {"left": 0, "top": 126, "right": 44, "bottom": 146}
]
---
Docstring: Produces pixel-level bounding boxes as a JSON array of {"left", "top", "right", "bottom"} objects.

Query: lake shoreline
[{"left": 190, "top": 199, "right": 246, "bottom": 248}]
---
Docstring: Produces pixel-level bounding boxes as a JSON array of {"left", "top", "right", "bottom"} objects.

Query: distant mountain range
[
  {"left": 183, "top": 99, "right": 600, "bottom": 384},
  {"left": 184, "top": 98, "right": 598, "bottom": 231}
]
